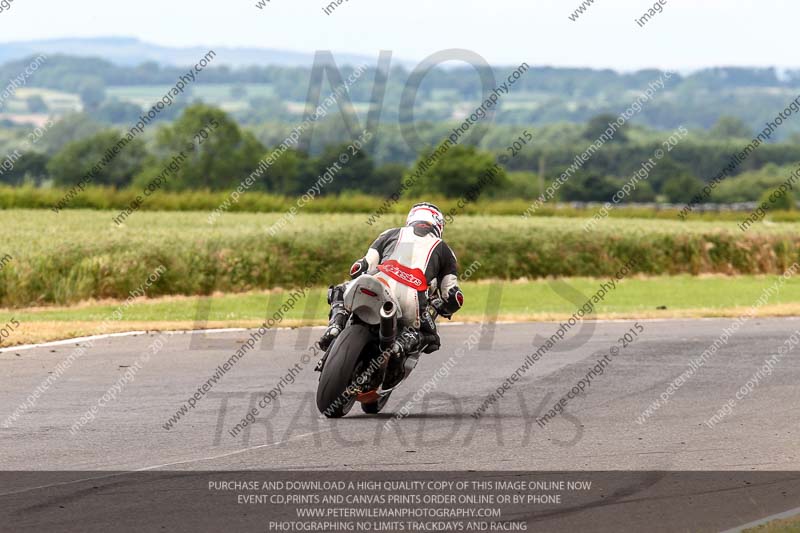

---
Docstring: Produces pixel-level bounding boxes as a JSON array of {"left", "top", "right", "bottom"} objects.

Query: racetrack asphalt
[
  {"left": 2, "top": 318, "right": 800, "bottom": 532},
  {"left": 2, "top": 318, "right": 799, "bottom": 471}
]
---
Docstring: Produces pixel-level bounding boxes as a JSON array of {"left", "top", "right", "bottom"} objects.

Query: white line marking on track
[
  {"left": 0, "top": 401, "right": 456, "bottom": 497},
  {"left": 0, "top": 327, "right": 293, "bottom": 354},
  {"left": 719, "top": 505, "right": 800, "bottom": 533},
  {"left": 5, "top": 317, "right": 784, "bottom": 354},
  {"left": 0, "top": 428, "right": 333, "bottom": 498}
]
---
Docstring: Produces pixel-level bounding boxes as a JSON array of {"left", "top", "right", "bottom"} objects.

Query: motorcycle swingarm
[{"left": 375, "top": 353, "right": 420, "bottom": 395}]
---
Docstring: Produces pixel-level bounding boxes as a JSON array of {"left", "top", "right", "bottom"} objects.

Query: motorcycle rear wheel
[
  {"left": 316, "top": 324, "right": 373, "bottom": 418},
  {"left": 360, "top": 392, "right": 392, "bottom": 414}
]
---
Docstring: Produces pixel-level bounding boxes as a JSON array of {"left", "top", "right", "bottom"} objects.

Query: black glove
[
  {"left": 431, "top": 287, "right": 463, "bottom": 319},
  {"left": 430, "top": 297, "right": 448, "bottom": 318},
  {"left": 349, "top": 258, "right": 369, "bottom": 279}
]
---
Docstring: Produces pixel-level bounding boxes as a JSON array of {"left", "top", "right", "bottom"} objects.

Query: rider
[{"left": 318, "top": 202, "right": 464, "bottom": 359}]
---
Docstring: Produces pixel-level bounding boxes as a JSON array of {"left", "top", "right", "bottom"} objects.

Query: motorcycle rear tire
[
  {"left": 360, "top": 392, "right": 392, "bottom": 414},
  {"left": 316, "top": 324, "right": 372, "bottom": 418}
]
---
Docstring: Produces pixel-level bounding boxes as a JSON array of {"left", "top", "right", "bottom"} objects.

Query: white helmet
[{"left": 406, "top": 202, "right": 445, "bottom": 238}]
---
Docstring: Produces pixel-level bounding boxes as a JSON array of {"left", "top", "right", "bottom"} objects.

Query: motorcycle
[{"left": 315, "top": 273, "right": 439, "bottom": 418}]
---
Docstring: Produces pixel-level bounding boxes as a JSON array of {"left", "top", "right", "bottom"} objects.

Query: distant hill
[
  {"left": 3, "top": 44, "right": 800, "bottom": 140},
  {"left": 0, "top": 37, "right": 380, "bottom": 68}
]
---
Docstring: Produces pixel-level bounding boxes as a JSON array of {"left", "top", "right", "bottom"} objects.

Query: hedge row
[
  {"left": 2, "top": 185, "right": 800, "bottom": 222},
  {"left": 1, "top": 211, "right": 798, "bottom": 307}
]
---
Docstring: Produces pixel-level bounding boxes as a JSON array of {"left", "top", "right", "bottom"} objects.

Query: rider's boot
[
  {"left": 383, "top": 329, "right": 419, "bottom": 389},
  {"left": 318, "top": 284, "right": 349, "bottom": 352},
  {"left": 419, "top": 307, "right": 441, "bottom": 354},
  {"left": 383, "top": 327, "right": 440, "bottom": 388}
]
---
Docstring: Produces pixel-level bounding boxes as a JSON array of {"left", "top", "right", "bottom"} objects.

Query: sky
[{"left": 0, "top": 0, "right": 795, "bottom": 70}]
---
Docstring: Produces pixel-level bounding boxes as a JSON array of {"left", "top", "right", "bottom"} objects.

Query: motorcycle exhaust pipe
[{"left": 379, "top": 301, "right": 397, "bottom": 352}]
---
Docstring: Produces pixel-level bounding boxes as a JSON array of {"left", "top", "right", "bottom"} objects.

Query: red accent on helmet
[
  {"left": 455, "top": 291, "right": 464, "bottom": 307},
  {"left": 407, "top": 203, "right": 445, "bottom": 237},
  {"left": 410, "top": 206, "right": 441, "bottom": 218}
]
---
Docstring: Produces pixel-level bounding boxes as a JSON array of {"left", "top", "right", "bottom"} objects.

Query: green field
[
  {"left": 3, "top": 87, "right": 82, "bottom": 114},
  {"left": 106, "top": 83, "right": 278, "bottom": 108},
  {"left": 1, "top": 209, "right": 799, "bottom": 309}
]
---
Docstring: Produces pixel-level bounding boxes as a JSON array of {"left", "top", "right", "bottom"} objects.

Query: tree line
[
  {"left": 7, "top": 55, "right": 800, "bottom": 135},
  {"left": 2, "top": 104, "right": 798, "bottom": 204}
]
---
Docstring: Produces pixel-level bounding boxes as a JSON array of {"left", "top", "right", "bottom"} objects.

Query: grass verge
[
  {"left": 1, "top": 274, "right": 799, "bottom": 346},
  {"left": 743, "top": 515, "right": 800, "bottom": 532},
  {"left": 3, "top": 210, "right": 800, "bottom": 307}
]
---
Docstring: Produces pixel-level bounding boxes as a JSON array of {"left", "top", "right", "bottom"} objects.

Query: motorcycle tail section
[{"left": 344, "top": 274, "right": 400, "bottom": 325}]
